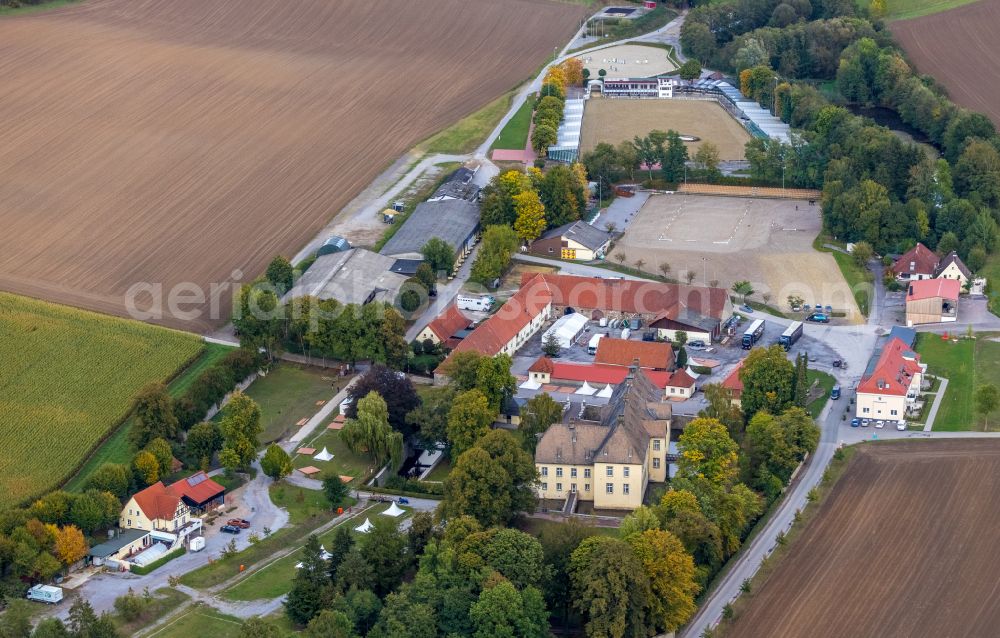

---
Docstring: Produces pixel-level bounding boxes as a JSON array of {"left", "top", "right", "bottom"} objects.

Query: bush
[{"left": 381, "top": 475, "right": 445, "bottom": 496}]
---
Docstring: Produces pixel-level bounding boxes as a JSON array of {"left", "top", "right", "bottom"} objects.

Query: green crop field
[
  {"left": 0, "top": 292, "right": 202, "bottom": 507},
  {"left": 865, "top": 0, "right": 980, "bottom": 21}
]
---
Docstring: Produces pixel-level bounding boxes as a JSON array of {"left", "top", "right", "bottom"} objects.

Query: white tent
[
  {"left": 354, "top": 518, "right": 374, "bottom": 534},
  {"left": 575, "top": 381, "right": 597, "bottom": 396},
  {"left": 685, "top": 366, "right": 701, "bottom": 379},
  {"left": 519, "top": 378, "right": 542, "bottom": 390},
  {"left": 314, "top": 447, "right": 334, "bottom": 462},
  {"left": 541, "top": 313, "right": 589, "bottom": 349},
  {"left": 382, "top": 502, "right": 406, "bottom": 518},
  {"left": 319, "top": 545, "right": 332, "bottom": 560},
  {"left": 597, "top": 384, "right": 614, "bottom": 398}
]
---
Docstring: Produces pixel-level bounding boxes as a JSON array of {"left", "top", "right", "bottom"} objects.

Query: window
[
  {"left": 556, "top": 467, "right": 563, "bottom": 478},
  {"left": 623, "top": 484, "right": 630, "bottom": 495},
  {"left": 556, "top": 483, "right": 562, "bottom": 492},
  {"left": 653, "top": 458, "right": 661, "bottom": 469},
  {"left": 127, "top": 519, "right": 131, "bottom": 526},
  {"left": 541, "top": 482, "right": 548, "bottom": 491},
  {"left": 571, "top": 483, "right": 577, "bottom": 493},
  {"left": 891, "top": 409, "right": 898, "bottom": 415},
  {"left": 653, "top": 440, "right": 661, "bottom": 451},
  {"left": 624, "top": 467, "right": 630, "bottom": 478},
  {"left": 606, "top": 483, "right": 614, "bottom": 494},
  {"left": 863, "top": 407, "right": 870, "bottom": 413},
  {"left": 541, "top": 467, "right": 548, "bottom": 477},
  {"left": 606, "top": 466, "right": 614, "bottom": 477},
  {"left": 571, "top": 468, "right": 577, "bottom": 478},
  {"left": 584, "top": 484, "right": 590, "bottom": 492},
  {"left": 584, "top": 468, "right": 591, "bottom": 478}
]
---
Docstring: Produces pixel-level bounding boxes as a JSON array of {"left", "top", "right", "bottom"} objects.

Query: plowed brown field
[
  {"left": 727, "top": 440, "right": 1000, "bottom": 638},
  {"left": 0, "top": 0, "right": 585, "bottom": 331},
  {"left": 891, "top": 0, "right": 1000, "bottom": 126}
]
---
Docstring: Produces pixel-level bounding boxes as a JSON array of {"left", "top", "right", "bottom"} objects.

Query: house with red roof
[
  {"left": 525, "top": 356, "right": 693, "bottom": 400},
  {"left": 415, "top": 302, "right": 471, "bottom": 349},
  {"left": 905, "top": 278, "right": 959, "bottom": 326},
  {"left": 892, "top": 243, "right": 940, "bottom": 281},
  {"left": 664, "top": 368, "right": 696, "bottom": 400},
  {"left": 120, "top": 472, "right": 225, "bottom": 533},
  {"left": 719, "top": 359, "right": 745, "bottom": 407},
  {"left": 856, "top": 337, "right": 926, "bottom": 421}
]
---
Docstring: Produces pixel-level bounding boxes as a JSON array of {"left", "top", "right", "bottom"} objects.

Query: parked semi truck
[
  {"left": 742, "top": 319, "right": 765, "bottom": 349},
  {"left": 456, "top": 294, "right": 495, "bottom": 312},
  {"left": 779, "top": 321, "right": 803, "bottom": 350}
]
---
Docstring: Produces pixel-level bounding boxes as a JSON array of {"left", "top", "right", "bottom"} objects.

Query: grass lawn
[
  {"left": 0, "top": 0, "right": 78, "bottom": 16},
  {"left": 830, "top": 251, "right": 872, "bottom": 317},
  {"left": 421, "top": 458, "right": 452, "bottom": 483},
  {"left": 868, "top": 0, "right": 981, "bottom": 21},
  {"left": 179, "top": 484, "right": 354, "bottom": 590},
  {"left": 416, "top": 90, "right": 516, "bottom": 155},
  {"left": 915, "top": 333, "right": 1000, "bottom": 431},
  {"left": 0, "top": 292, "right": 204, "bottom": 507},
  {"left": 114, "top": 588, "right": 190, "bottom": 636},
  {"left": 241, "top": 363, "right": 344, "bottom": 444},
  {"left": 66, "top": 343, "right": 234, "bottom": 492},
  {"left": 806, "top": 370, "right": 837, "bottom": 419},
  {"left": 222, "top": 502, "right": 408, "bottom": 601},
  {"left": 492, "top": 96, "right": 535, "bottom": 150},
  {"left": 145, "top": 606, "right": 247, "bottom": 638},
  {"left": 293, "top": 427, "right": 375, "bottom": 487}
]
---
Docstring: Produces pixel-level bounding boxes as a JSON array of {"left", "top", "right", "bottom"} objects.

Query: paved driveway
[{"left": 592, "top": 191, "right": 649, "bottom": 234}]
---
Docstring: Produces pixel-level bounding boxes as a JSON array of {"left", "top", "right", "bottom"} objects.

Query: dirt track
[
  {"left": 891, "top": 1, "right": 1000, "bottom": 126},
  {"left": 616, "top": 194, "right": 862, "bottom": 321},
  {"left": 727, "top": 440, "right": 1000, "bottom": 638},
  {"left": 580, "top": 98, "right": 750, "bottom": 159},
  {"left": 0, "top": 0, "right": 585, "bottom": 331}
]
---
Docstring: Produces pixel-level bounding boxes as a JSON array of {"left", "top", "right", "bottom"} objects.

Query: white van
[
  {"left": 26, "top": 585, "right": 63, "bottom": 604},
  {"left": 456, "top": 294, "right": 495, "bottom": 312},
  {"left": 587, "top": 333, "right": 605, "bottom": 355}
]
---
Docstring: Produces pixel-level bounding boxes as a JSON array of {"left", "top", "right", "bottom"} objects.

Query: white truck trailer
[
  {"left": 26, "top": 585, "right": 63, "bottom": 604},
  {"left": 456, "top": 294, "right": 495, "bottom": 312}
]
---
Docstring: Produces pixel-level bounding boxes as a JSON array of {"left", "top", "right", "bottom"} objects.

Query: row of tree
[{"left": 582, "top": 129, "right": 723, "bottom": 191}]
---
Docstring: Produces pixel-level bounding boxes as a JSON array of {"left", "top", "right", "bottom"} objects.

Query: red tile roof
[
  {"left": 665, "top": 368, "right": 696, "bottom": 389},
  {"left": 538, "top": 359, "right": 670, "bottom": 389},
  {"left": 594, "top": 338, "right": 674, "bottom": 369},
  {"left": 529, "top": 357, "right": 555, "bottom": 373},
  {"left": 858, "top": 337, "right": 922, "bottom": 396},
  {"left": 447, "top": 274, "right": 554, "bottom": 357},
  {"left": 521, "top": 272, "right": 729, "bottom": 320},
  {"left": 721, "top": 360, "right": 745, "bottom": 397},
  {"left": 906, "top": 278, "right": 960, "bottom": 302},
  {"left": 892, "top": 243, "right": 939, "bottom": 276},
  {"left": 132, "top": 472, "right": 225, "bottom": 520},
  {"left": 425, "top": 303, "right": 470, "bottom": 342}
]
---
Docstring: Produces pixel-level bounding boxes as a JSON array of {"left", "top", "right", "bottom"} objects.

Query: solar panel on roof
[{"left": 187, "top": 473, "right": 207, "bottom": 487}]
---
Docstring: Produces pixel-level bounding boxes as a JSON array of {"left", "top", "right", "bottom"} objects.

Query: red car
[{"left": 227, "top": 518, "right": 251, "bottom": 529}]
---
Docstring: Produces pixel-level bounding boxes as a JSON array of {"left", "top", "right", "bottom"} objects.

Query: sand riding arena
[{"left": 616, "top": 193, "right": 862, "bottom": 321}]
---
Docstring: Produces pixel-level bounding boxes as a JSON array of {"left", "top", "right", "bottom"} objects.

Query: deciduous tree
[
  {"left": 569, "top": 537, "right": 651, "bottom": 638},
  {"left": 625, "top": 529, "right": 699, "bottom": 633},
  {"left": 261, "top": 444, "right": 293, "bottom": 481},
  {"left": 739, "top": 345, "right": 796, "bottom": 419},
  {"left": 341, "top": 391, "right": 403, "bottom": 469},
  {"left": 219, "top": 392, "right": 263, "bottom": 472},
  {"left": 676, "top": 418, "right": 739, "bottom": 486},
  {"left": 447, "top": 389, "right": 495, "bottom": 457},
  {"left": 513, "top": 190, "right": 547, "bottom": 242},
  {"left": 130, "top": 383, "right": 178, "bottom": 448},
  {"left": 421, "top": 238, "right": 455, "bottom": 275},
  {"left": 518, "top": 393, "right": 563, "bottom": 452},
  {"left": 265, "top": 255, "right": 295, "bottom": 295}
]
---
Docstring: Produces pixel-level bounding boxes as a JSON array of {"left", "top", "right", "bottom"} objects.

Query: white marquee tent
[
  {"left": 575, "top": 381, "right": 597, "bottom": 396},
  {"left": 382, "top": 502, "right": 406, "bottom": 518},
  {"left": 314, "top": 447, "right": 334, "bottom": 462},
  {"left": 597, "top": 384, "right": 614, "bottom": 398},
  {"left": 354, "top": 518, "right": 374, "bottom": 534}
]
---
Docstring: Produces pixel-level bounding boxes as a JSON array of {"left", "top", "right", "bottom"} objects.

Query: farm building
[
  {"left": 120, "top": 471, "right": 225, "bottom": 533},
  {"left": 415, "top": 302, "right": 471, "bottom": 348},
  {"left": 906, "top": 278, "right": 960, "bottom": 326},
  {"left": 379, "top": 199, "right": 480, "bottom": 263},
  {"left": 530, "top": 221, "right": 611, "bottom": 260},
  {"left": 892, "top": 242, "right": 939, "bottom": 281},
  {"left": 437, "top": 273, "right": 555, "bottom": 377},
  {"left": 88, "top": 529, "right": 151, "bottom": 566},
  {"left": 594, "top": 337, "right": 674, "bottom": 370},
  {"left": 663, "top": 368, "right": 696, "bottom": 399},
  {"left": 523, "top": 355, "right": 683, "bottom": 400},
  {"left": 934, "top": 251, "right": 972, "bottom": 286},
  {"left": 428, "top": 166, "right": 480, "bottom": 202},
  {"left": 534, "top": 364, "right": 670, "bottom": 511},
  {"left": 522, "top": 272, "right": 731, "bottom": 342},
  {"left": 284, "top": 248, "right": 409, "bottom": 307},
  {"left": 856, "top": 337, "right": 925, "bottom": 420},
  {"left": 316, "top": 235, "right": 351, "bottom": 256}
]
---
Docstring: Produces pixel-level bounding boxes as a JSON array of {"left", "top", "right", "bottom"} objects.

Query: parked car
[
  {"left": 807, "top": 313, "right": 830, "bottom": 323},
  {"left": 861, "top": 418, "right": 871, "bottom": 427},
  {"left": 397, "top": 497, "right": 410, "bottom": 505},
  {"left": 830, "top": 385, "right": 841, "bottom": 400},
  {"left": 227, "top": 519, "right": 251, "bottom": 529},
  {"left": 875, "top": 420, "right": 885, "bottom": 429},
  {"left": 832, "top": 359, "right": 843, "bottom": 368},
  {"left": 687, "top": 340, "right": 707, "bottom": 350},
  {"left": 851, "top": 418, "right": 860, "bottom": 427},
  {"left": 896, "top": 420, "right": 907, "bottom": 431},
  {"left": 220, "top": 525, "right": 241, "bottom": 534},
  {"left": 740, "top": 304, "right": 754, "bottom": 313}
]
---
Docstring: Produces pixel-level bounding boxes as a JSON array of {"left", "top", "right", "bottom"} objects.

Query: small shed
[
  {"left": 88, "top": 529, "right": 151, "bottom": 566},
  {"left": 317, "top": 235, "right": 351, "bottom": 256}
]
